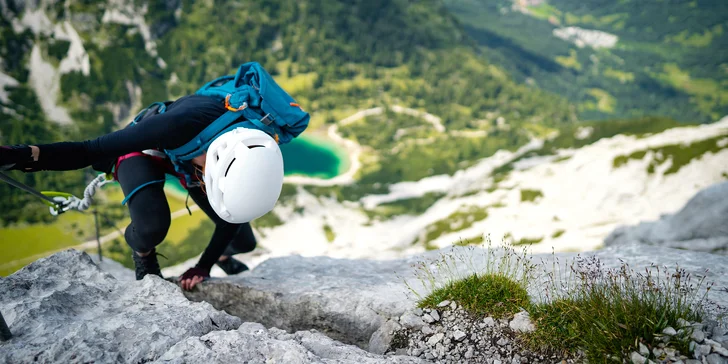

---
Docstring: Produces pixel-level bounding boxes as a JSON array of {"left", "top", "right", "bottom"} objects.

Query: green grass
[
  {"left": 555, "top": 49, "right": 581, "bottom": 71},
  {"left": 586, "top": 88, "right": 616, "bottom": 113},
  {"left": 551, "top": 230, "right": 565, "bottom": 239},
  {"left": 253, "top": 211, "right": 285, "bottom": 229},
  {"left": 323, "top": 223, "right": 335, "bottom": 243},
  {"left": 526, "top": 258, "right": 707, "bottom": 361},
  {"left": 91, "top": 205, "right": 210, "bottom": 270},
  {"left": 405, "top": 238, "right": 713, "bottom": 361},
  {"left": 513, "top": 236, "right": 544, "bottom": 246},
  {"left": 603, "top": 68, "right": 635, "bottom": 83},
  {"left": 422, "top": 205, "right": 489, "bottom": 245},
  {"left": 364, "top": 192, "right": 445, "bottom": 221},
  {"left": 520, "top": 189, "right": 544, "bottom": 202},
  {"left": 527, "top": 3, "right": 562, "bottom": 21},
  {"left": 419, "top": 273, "right": 530, "bottom": 319},
  {"left": 612, "top": 133, "right": 728, "bottom": 175},
  {"left": 455, "top": 235, "right": 485, "bottom": 246}
]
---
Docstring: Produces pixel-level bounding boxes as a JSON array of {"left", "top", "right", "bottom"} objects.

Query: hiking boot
[
  {"left": 215, "top": 256, "right": 249, "bottom": 275},
  {"left": 132, "top": 249, "right": 164, "bottom": 280}
]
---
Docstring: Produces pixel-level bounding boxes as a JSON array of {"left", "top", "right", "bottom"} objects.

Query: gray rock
[
  {"left": 664, "top": 327, "right": 678, "bottom": 336},
  {"left": 369, "top": 320, "right": 402, "bottom": 354},
  {"left": 421, "top": 326, "right": 435, "bottom": 335},
  {"left": 714, "top": 346, "right": 728, "bottom": 357},
  {"left": 430, "top": 310, "right": 440, "bottom": 322},
  {"left": 423, "top": 313, "right": 436, "bottom": 324},
  {"left": 707, "top": 354, "right": 728, "bottom": 364},
  {"left": 157, "top": 322, "right": 424, "bottom": 363},
  {"left": 483, "top": 317, "right": 496, "bottom": 327},
  {"left": 605, "top": 181, "right": 728, "bottom": 255},
  {"left": 428, "top": 333, "right": 444, "bottom": 346},
  {"left": 700, "top": 344, "right": 713, "bottom": 355},
  {"left": 639, "top": 342, "right": 650, "bottom": 355},
  {"left": 686, "top": 360, "right": 702, "bottom": 364},
  {"left": 182, "top": 253, "right": 418, "bottom": 350},
  {"left": 0, "top": 250, "right": 242, "bottom": 364},
  {"left": 693, "top": 329, "right": 707, "bottom": 343},
  {"left": 631, "top": 352, "right": 648, "bottom": 364},
  {"left": 452, "top": 330, "right": 466, "bottom": 342},
  {"left": 399, "top": 311, "right": 425, "bottom": 330},
  {"left": 496, "top": 338, "right": 509, "bottom": 346},
  {"left": 437, "top": 300, "right": 451, "bottom": 308},
  {"left": 509, "top": 311, "right": 535, "bottom": 333},
  {"left": 678, "top": 319, "right": 692, "bottom": 328}
]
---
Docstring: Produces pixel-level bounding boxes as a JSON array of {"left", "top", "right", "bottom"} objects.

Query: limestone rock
[
  {"left": 182, "top": 254, "right": 416, "bottom": 349},
  {"left": 508, "top": 311, "right": 535, "bottom": 333},
  {"left": 605, "top": 181, "right": 728, "bottom": 255},
  {"left": 0, "top": 250, "right": 242, "bottom": 364},
  {"left": 156, "top": 322, "right": 424, "bottom": 364},
  {"left": 369, "top": 320, "right": 402, "bottom": 355}
]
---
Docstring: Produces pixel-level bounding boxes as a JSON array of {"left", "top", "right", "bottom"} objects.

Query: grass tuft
[
  {"left": 401, "top": 235, "right": 716, "bottom": 362},
  {"left": 420, "top": 273, "right": 530, "bottom": 319},
  {"left": 528, "top": 256, "right": 711, "bottom": 361}
]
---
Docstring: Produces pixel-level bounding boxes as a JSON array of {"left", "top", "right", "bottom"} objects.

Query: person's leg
[{"left": 116, "top": 155, "right": 170, "bottom": 279}]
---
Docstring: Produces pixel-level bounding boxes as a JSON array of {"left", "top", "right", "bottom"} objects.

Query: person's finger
[{"left": 182, "top": 278, "right": 190, "bottom": 290}]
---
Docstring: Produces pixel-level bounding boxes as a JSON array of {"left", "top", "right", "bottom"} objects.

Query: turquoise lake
[
  {"left": 166, "top": 134, "right": 348, "bottom": 194},
  {"left": 279, "top": 134, "right": 349, "bottom": 179}
]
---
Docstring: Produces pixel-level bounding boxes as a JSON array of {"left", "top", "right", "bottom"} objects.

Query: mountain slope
[
  {"left": 0, "top": 0, "right": 575, "bottom": 225},
  {"left": 220, "top": 116, "right": 728, "bottom": 265},
  {"left": 444, "top": 0, "right": 728, "bottom": 123}
]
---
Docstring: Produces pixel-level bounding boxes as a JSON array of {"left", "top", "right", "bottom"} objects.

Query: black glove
[{"left": 0, "top": 145, "right": 34, "bottom": 171}]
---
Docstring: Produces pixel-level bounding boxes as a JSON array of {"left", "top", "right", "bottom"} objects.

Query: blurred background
[{"left": 0, "top": 0, "right": 726, "bottom": 276}]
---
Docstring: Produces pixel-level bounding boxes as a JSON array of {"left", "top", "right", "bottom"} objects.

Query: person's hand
[
  {"left": 179, "top": 266, "right": 210, "bottom": 291},
  {"left": 0, "top": 145, "right": 36, "bottom": 171}
]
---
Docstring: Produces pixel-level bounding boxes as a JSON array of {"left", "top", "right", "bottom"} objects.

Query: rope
[{"left": 49, "top": 173, "right": 111, "bottom": 215}]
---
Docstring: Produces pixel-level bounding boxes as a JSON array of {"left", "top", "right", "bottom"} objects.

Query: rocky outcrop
[
  {"left": 180, "top": 254, "right": 417, "bottom": 352},
  {"left": 2, "top": 243, "right": 728, "bottom": 363},
  {"left": 605, "top": 181, "right": 728, "bottom": 255},
  {"left": 158, "top": 322, "right": 422, "bottom": 364},
  {"left": 182, "top": 243, "right": 728, "bottom": 355},
  {"left": 0, "top": 250, "right": 241, "bottom": 363},
  {"left": 0, "top": 250, "right": 423, "bottom": 364}
]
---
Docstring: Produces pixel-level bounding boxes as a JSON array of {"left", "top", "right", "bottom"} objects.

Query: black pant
[{"left": 116, "top": 155, "right": 256, "bottom": 256}]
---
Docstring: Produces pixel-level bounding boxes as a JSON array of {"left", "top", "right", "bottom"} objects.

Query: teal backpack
[{"left": 131, "top": 62, "right": 310, "bottom": 186}]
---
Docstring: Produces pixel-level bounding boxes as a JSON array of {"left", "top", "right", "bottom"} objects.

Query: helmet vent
[
  {"left": 248, "top": 145, "right": 263, "bottom": 149},
  {"left": 224, "top": 158, "right": 236, "bottom": 177}
]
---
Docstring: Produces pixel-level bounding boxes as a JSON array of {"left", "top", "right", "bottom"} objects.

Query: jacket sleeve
[{"left": 31, "top": 96, "right": 225, "bottom": 171}]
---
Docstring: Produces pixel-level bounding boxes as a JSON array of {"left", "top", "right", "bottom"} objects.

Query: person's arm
[
  {"left": 179, "top": 186, "right": 242, "bottom": 289},
  {"left": 23, "top": 95, "right": 226, "bottom": 171},
  {"left": 30, "top": 109, "right": 202, "bottom": 171}
]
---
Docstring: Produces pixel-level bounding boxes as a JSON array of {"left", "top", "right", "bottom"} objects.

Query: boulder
[
  {"left": 157, "top": 322, "right": 423, "bottom": 364},
  {"left": 605, "top": 181, "right": 728, "bottom": 254},
  {"left": 0, "top": 250, "right": 242, "bottom": 364}
]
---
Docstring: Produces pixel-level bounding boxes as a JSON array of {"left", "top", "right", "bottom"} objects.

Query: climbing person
[{"left": 0, "top": 62, "right": 309, "bottom": 290}]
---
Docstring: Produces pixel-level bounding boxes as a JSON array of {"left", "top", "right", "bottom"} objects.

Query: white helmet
[{"left": 204, "top": 127, "right": 284, "bottom": 224}]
